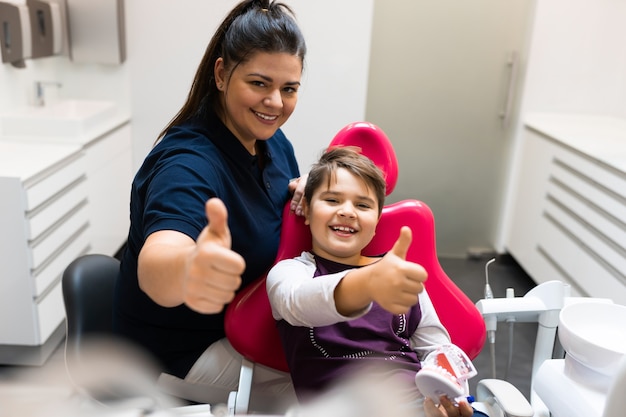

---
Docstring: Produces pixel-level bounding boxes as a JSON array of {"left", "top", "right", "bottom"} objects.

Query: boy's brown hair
[{"left": 304, "top": 147, "right": 386, "bottom": 216}]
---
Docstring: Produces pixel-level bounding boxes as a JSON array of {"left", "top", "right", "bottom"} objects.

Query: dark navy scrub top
[{"left": 113, "top": 111, "right": 300, "bottom": 378}]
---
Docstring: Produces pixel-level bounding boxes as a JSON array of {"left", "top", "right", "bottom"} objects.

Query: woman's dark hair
[
  {"left": 305, "top": 147, "right": 387, "bottom": 216},
  {"left": 158, "top": 0, "right": 307, "bottom": 140}
]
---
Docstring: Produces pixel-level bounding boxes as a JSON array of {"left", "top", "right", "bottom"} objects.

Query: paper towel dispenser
[
  {"left": 1, "top": 0, "right": 125, "bottom": 66},
  {"left": 66, "top": 0, "right": 126, "bottom": 65},
  {"left": 0, "top": 1, "right": 32, "bottom": 68}
]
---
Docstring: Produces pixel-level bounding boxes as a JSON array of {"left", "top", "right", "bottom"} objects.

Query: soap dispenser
[
  {"left": 27, "top": 0, "right": 63, "bottom": 58},
  {"left": 0, "top": 1, "right": 32, "bottom": 68}
]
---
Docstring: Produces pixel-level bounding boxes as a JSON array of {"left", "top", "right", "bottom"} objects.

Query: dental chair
[
  {"left": 62, "top": 254, "right": 120, "bottom": 366},
  {"left": 224, "top": 122, "right": 533, "bottom": 416},
  {"left": 62, "top": 254, "right": 193, "bottom": 411},
  {"left": 61, "top": 122, "right": 534, "bottom": 416}
]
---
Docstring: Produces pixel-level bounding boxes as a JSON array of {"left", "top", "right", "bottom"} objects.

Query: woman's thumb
[{"left": 203, "top": 198, "right": 230, "bottom": 245}]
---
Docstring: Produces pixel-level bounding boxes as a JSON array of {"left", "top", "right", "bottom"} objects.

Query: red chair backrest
[{"left": 225, "top": 122, "right": 486, "bottom": 372}]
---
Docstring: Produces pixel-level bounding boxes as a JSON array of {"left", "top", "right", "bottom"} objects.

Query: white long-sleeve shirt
[{"left": 267, "top": 251, "right": 450, "bottom": 363}]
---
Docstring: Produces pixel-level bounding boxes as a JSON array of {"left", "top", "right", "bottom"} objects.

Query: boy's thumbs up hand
[
  {"left": 390, "top": 225, "right": 412, "bottom": 260},
  {"left": 368, "top": 226, "right": 427, "bottom": 314},
  {"left": 184, "top": 198, "right": 245, "bottom": 314}
]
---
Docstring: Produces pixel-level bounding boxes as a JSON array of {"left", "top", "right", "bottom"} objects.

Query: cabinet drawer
[
  {"left": 33, "top": 226, "right": 90, "bottom": 297},
  {"left": 85, "top": 123, "right": 131, "bottom": 169},
  {"left": 537, "top": 211, "right": 626, "bottom": 304},
  {"left": 24, "top": 152, "right": 86, "bottom": 211},
  {"left": 546, "top": 172, "right": 626, "bottom": 248},
  {"left": 553, "top": 146, "right": 626, "bottom": 201},
  {"left": 29, "top": 203, "right": 90, "bottom": 270},
  {"left": 35, "top": 280, "right": 65, "bottom": 344},
  {"left": 549, "top": 164, "right": 626, "bottom": 227},
  {"left": 26, "top": 177, "right": 88, "bottom": 241},
  {"left": 543, "top": 198, "right": 626, "bottom": 275},
  {"left": 532, "top": 248, "right": 586, "bottom": 298}
]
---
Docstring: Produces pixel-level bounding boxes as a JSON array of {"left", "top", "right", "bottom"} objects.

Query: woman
[{"left": 113, "top": 0, "right": 306, "bottom": 408}]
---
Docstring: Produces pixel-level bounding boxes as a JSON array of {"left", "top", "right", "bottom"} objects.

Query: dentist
[{"left": 113, "top": 0, "right": 305, "bottom": 409}]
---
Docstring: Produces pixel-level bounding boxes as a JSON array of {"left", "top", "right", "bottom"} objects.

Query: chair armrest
[{"left": 475, "top": 379, "right": 533, "bottom": 417}]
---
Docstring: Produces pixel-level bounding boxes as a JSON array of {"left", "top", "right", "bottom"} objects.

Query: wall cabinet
[
  {"left": 506, "top": 114, "right": 626, "bottom": 304},
  {"left": 0, "top": 119, "right": 132, "bottom": 365}
]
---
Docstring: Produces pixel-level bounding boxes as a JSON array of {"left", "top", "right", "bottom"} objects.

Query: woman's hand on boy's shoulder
[{"left": 289, "top": 174, "right": 308, "bottom": 216}]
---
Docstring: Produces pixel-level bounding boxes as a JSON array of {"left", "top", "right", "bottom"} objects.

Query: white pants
[{"left": 157, "top": 338, "right": 296, "bottom": 413}]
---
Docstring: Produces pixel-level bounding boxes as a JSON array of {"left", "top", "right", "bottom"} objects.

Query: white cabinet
[
  {"left": 84, "top": 123, "right": 132, "bottom": 256},
  {"left": 0, "top": 116, "right": 132, "bottom": 365},
  {"left": 0, "top": 141, "right": 90, "bottom": 364},
  {"left": 506, "top": 114, "right": 626, "bottom": 305}
]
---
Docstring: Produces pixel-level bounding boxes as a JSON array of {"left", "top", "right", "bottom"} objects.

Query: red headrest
[{"left": 328, "top": 121, "right": 398, "bottom": 195}]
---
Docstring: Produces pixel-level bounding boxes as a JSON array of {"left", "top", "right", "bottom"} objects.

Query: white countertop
[
  {"left": 0, "top": 140, "right": 82, "bottom": 181},
  {"left": 0, "top": 101, "right": 131, "bottom": 147},
  {"left": 525, "top": 113, "right": 626, "bottom": 174},
  {"left": 0, "top": 101, "right": 131, "bottom": 181}
]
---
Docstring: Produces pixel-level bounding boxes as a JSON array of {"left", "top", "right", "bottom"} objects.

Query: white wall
[
  {"left": 125, "top": 0, "right": 374, "bottom": 172},
  {"left": 498, "top": 0, "right": 626, "bottom": 250},
  {"left": 521, "top": 0, "right": 626, "bottom": 116},
  {"left": 5, "top": 0, "right": 623, "bottom": 257},
  {"left": 1, "top": 0, "right": 374, "bottom": 176}
]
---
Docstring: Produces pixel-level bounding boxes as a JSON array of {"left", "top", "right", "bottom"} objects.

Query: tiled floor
[{"left": 0, "top": 255, "right": 539, "bottom": 413}]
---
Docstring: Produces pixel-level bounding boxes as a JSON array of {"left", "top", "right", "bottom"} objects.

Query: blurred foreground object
[
  {"left": 284, "top": 365, "right": 418, "bottom": 417},
  {"left": 0, "top": 336, "right": 184, "bottom": 417}
]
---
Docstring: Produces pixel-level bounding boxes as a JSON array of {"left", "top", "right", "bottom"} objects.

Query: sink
[
  {"left": 0, "top": 100, "right": 118, "bottom": 137},
  {"left": 558, "top": 301, "right": 626, "bottom": 377}
]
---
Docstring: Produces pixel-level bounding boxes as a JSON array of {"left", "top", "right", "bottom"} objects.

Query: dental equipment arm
[
  {"left": 483, "top": 258, "right": 497, "bottom": 378},
  {"left": 476, "top": 280, "right": 567, "bottom": 416}
]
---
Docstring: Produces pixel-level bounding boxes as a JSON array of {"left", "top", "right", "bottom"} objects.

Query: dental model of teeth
[{"left": 415, "top": 344, "right": 477, "bottom": 405}]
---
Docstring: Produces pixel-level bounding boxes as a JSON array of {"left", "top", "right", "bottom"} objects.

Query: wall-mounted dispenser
[
  {"left": 26, "top": 0, "right": 64, "bottom": 58},
  {"left": 0, "top": 1, "right": 32, "bottom": 68},
  {"left": 66, "top": 0, "right": 126, "bottom": 65}
]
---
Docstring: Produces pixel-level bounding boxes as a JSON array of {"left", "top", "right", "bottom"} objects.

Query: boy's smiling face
[{"left": 304, "top": 167, "right": 380, "bottom": 265}]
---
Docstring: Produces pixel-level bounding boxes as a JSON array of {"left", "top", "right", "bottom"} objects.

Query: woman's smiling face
[{"left": 215, "top": 52, "right": 302, "bottom": 154}]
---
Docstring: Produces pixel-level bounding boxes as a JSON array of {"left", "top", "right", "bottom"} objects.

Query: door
[{"left": 366, "top": 0, "right": 535, "bottom": 256}]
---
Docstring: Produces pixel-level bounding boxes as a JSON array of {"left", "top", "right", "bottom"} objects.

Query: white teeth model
[
  {"left": 415, "top": 344, "right": 477, "bottom": 404},
  {"left": 426, "top": 365, "right": 459, "bottom": 386}
]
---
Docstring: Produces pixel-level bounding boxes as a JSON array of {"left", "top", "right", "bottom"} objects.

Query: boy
[{"left": 267, "top": 147, "right": 474, "bottom": 417}]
